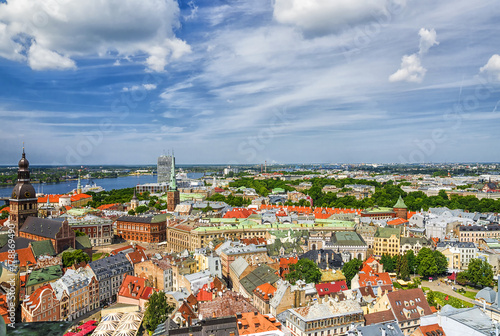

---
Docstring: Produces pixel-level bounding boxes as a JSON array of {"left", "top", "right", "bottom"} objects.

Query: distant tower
[
  {"left": 167, "top": 156, "right": 180, "bottom": 211},
  {"left": 131, "top": 187, "right": 139, "bottom": 210},
  {"left": 10, "top": 147, "right": 38, "bottom": 235},
  {"left": 157, "top": 155, "right": 173, "bottom": 184},
  {"left": 212, "top": 175, "right": 217, "bottom": 188},
  {"left": 393, "top": 195, "right": 408, "bottom": 220},
  {"left": 76, "top": 170, "right": 82, "bottom": 194}
]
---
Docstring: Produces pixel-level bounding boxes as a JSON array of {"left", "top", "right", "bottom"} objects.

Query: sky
[{"left": 0, "top": 0, "right": 500, "bottom": 166}]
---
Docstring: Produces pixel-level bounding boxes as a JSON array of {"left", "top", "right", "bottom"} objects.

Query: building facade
[
  {"left": 88, "top": 253, "right": 134, "bottom": 306},
  {"left": 116, "top": 214, "right": 167, "bottom": 243}
]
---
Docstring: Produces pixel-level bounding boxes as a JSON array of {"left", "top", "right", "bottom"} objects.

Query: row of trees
[
  {"left": 87, "top": 188, "right": 150, "bottom": 208},
  {"left": 380, "top": 248, "right": 448, "bottom": 279},
  {"left": 206, "top": 193, "right": 251, "bottom": 207}
]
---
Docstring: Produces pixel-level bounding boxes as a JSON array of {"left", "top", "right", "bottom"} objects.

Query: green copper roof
[
  {"left": 394, "top": 195, "right": 407, "bottom": 209},
  {"left": 31, "top": 240, "right": 56, "bottom": 258},
  {"left": 26, "top": 265, "right": 62, "bottom": 287},
  {"left": 362, "top": 207, "right": 394, "bottom": 214},
  {"left": 374, "top": 227, "right": 401, "bottom": 238},
  {"left": 75, "top": 235, "right": 92, "bottom": 249}
]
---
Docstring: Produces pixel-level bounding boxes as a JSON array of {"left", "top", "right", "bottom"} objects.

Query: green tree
[
  {"left": 62, "top": 250, "right": 90, "bottom": 267},
  {"left": 405, "top": 250, "right": 417, "bottom": 275},
  {"left": 400, "top": 254, "right": 410, "bottom": 280},
  {"left": 433, "top": 250, "right": 448, "bottom": 275},
  {"left": 466, "top": 258, "right": 493, "bottom": 287},
  {"left": 416, "top": 248, "right": 440, "bottom": 278},
  {"left": 427, "top": 290, "right": 436, "bottom": 307},
  {"left": 135, "top": 205, "right": 149, "bottom": 214},
  {"left": 342, "top": 258, "right": 363, "bottom": 288},
  {"left": 0, "top": 210, "right": 8, "bottom": 220},
  {"left": 380, "top": 254, "right": 395, "bottom": 272},
  {"left": 143, "top": 291, "right": 175, "bottom": 332},
  {"left": 394, "top": 255, "right": 402, "bottom": 276},
  {"left": 74, "top": 230, "right": 86, "bottom": 237},
  {"left": 286, "top": 259, "right": 322, "bottom": 284},
  {"left": 128, "top": 209, "right": 136, "bottom": 215}
]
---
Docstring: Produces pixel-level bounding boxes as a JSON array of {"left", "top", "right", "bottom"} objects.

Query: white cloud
[
  {"left": 389, "top": 28, "right": 438, "bottom": 83},
  {"left": 122, "top": 84, "right": 157, "bottom": 92},
  {"left": 0, "top": 0, "right": 190, "bottom": 71},
  {"left": 418, "top": 28, "right": 439, "bottom": 55},
  {"left": 389, "top": 54, "right": 426, "bottom": 83},
  {"left": 28, "top": 42, "right": 76, "bottom": 71},
  {"left": 480, "top": 54, "right": 500, "bottom": 81},
  {"left": 273, "top": 0, "right": 405, "bottom": 36}
]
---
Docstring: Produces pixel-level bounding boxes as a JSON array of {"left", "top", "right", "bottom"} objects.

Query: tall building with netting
[{"left": 157, "top": 155, "right": 173, "bottom": 183}]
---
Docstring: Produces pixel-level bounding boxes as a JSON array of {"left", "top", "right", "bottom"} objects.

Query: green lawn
[
  {"left": 422, "top": 287, "right": 430, "bottom": 292},
  {"left": 92, "top": 252, "right": 109, "bottom": 261},
  {"left": 432, "top": 291, "right": 474, "bottom": 309},
  {"left": 458, "top": 290, "right": 478, "bottom": 300}
]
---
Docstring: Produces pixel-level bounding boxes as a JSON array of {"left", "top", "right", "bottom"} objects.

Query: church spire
[{"left": 169, "top": 156, "right": 177, "bottom": 191}]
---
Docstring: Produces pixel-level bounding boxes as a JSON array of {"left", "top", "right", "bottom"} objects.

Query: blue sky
[{"left": 0, "top": 0, "right": 499, "bottom": 165}]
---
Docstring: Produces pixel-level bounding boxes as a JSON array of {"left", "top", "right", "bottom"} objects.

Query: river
[{"left": 0, "top": 173, "right": 206, "bottom": 203}]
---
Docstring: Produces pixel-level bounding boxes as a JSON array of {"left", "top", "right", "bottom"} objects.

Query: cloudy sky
[{"left": 0, "top": 0, "right": 499, "bottom": 165}]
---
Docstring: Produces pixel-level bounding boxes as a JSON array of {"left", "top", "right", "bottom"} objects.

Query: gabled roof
[
  {"left": 387, "top": 218, "right": 408, "bottom": 226},
  {"left": 417, "top": 324, "right": 446, "bottom": 336},
  {"left": 315, "top": 281, "right": 348, "bottom": 296},
  {"left": 75, "top": 235, "right": 92, "bottom": 249},
  {"left": 364, "top": 309, "right": 396, "bottom": 325},
  {"left": 358, "top": 271, "right": 392, "bottom": 287},
  {"left": 240, "top": 265, "right": 280, "bottom": 297},
  {"left": 118, "top": 275, "right": 158, "bottom": 300},
  {"left": 30, "top": 240, "right": 56, "bottom": 258},
  {"left": 127, "top": 250, "right": 148, "bottom": 264},
  {"left": 387, "top": 288, "right": 432, "bottom": 322},
  {"left": 20, "top": 217, "right": 66, "bottom": 239},
  {"left": 254, "top": 282, "right": 277, "bottom": 300}
]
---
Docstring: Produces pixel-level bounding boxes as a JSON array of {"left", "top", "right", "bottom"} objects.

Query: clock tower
[{"left": 10, "top": 148, "right": 38, "bottom": 235}]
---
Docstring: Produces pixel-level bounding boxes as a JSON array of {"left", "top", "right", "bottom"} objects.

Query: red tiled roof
[
  {"left": 364, "top": 309, "right": 396, "bottom": 325},
  {"left": 110, "top": 244, "right": 146, "bottom": 255},
  {"left": 224, "top": 208, "right": 256, "bottom": 219},
  {"left": 387, "top": 218, "right": 408, "bottom": 226},
  {"left": 118, "top": 275, "right": 157, "bottom": 300},
  {"left": 240, "top": 238, "right": 266, "bottom": 246},
  {"left": 23, "top": 284, "right": 57, "bottom": 312},
  {"left": 387, "top": 288, "right": 432, "bottom": 322},
  {"left": 97, "top": 203, "right": 120, "bottom": 210},
  {"left": 0, "top": 247, "right": 36, "bottom": 268},
  {"left": 358, "top": 271, "right": 392, "bottom": 287},
  {"left": 127, "top": 250, "right": 148, "bottom": 264},
  {"left": 197, "top": 287, "right": 213, "bottom": 302},
  {"left": 418, "top": 323, "right": 445, "bottom": 335},
  {"left": 0, "top": 207, "right": 9, "bottom": 213},
  {"left": 0, "top": 219, "right": 7, "bottom": 226},
  {"left": 254, "top": 283, "right": 277, "bottom": 300},
  {"left": 315, "top": 281, "right": 348, "bottom": 296},
  {"left": 237, "top": 312, "right": 282, "bottom": 335},
  {"left": 365, "top": 256, "right": 377, "bottom": 264},
  {"left": 71, "top": 193, "right": 92, "bottom": 201},
  {"left": 38, "top": 195, "right": 61, "bottom": 203}
]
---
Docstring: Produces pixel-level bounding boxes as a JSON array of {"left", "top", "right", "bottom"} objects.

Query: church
[{"left": 8, "top": 149, "right": 75, "bottom": 254}]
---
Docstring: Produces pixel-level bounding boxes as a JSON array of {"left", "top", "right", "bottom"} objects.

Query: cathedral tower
[{"left": 10, "top": 148, "right": 38, "bottom": 235}]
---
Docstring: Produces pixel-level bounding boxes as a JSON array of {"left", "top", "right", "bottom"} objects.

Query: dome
[
  {"left": 18, "top": 151, "right": 29, "bottom": 171},
  {"left": 11, "top": 183, "right": 36, "bottom": 200}
]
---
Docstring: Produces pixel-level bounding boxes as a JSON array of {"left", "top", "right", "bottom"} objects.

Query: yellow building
[{"left": 373, "top": 227, "right": 402, "bottom": 257}]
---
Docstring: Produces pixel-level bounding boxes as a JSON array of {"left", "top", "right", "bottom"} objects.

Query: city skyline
[{"left": 0, "top": 0, "right": 499, "bottom": 165}]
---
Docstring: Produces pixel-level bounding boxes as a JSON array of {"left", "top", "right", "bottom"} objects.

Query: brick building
[
  {"left": 116, "top": 214, "right": 167, "bottom": 243},
  {"left": 19, "top": 217, "right": 76, "bottom": 254}
]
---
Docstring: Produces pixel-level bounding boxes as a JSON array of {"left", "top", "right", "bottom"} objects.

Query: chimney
[
  {"left": 317, "top": 252, "right": 321, "bottom": 264},
  {"left": 380, "top": 327, "right": 386, "bottom": 336}
]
